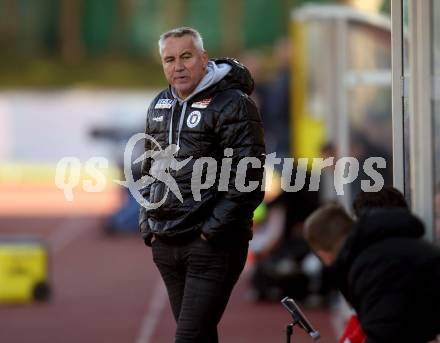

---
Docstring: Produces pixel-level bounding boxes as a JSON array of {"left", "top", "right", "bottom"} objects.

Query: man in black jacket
[
  {"left": 138, "top": 27, "right": 265, "bottom": 342},
  {"left": 304, "top": 204, "right": 440, "bottom": 343}
]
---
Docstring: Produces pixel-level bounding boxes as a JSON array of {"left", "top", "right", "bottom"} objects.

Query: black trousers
[{"left": 152, "top": 235, "right": 248, "bottom": 343}]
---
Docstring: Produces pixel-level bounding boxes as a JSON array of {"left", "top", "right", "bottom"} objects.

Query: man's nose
[{"left": 175, "top": 59, "right": 185, "bottom": 72}]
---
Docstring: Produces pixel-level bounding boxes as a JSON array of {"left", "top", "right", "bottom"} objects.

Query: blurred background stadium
[{"left": 0, "top": 0, "right": 389, "bottom": 88}]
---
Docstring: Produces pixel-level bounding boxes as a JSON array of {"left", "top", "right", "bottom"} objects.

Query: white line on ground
[{"left": 135, "top": 279, "right": 168, "bottom": 343}]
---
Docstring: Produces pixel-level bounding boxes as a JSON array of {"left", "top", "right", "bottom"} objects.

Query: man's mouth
[{"left": 174, "top": 76, "right": 188, "bottom": 82}]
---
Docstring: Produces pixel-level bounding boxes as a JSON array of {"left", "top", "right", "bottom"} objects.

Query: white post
[
  {"left": 391, "top": 0, "right": 405, "bottom": 193},
  {"left": 408, "top": 0, "right": 434, "bottom": 240}
]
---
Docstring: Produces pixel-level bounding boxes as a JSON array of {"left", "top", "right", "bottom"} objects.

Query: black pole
[{"left": 286, "top": 323, "right": 293, "bottom": 343}]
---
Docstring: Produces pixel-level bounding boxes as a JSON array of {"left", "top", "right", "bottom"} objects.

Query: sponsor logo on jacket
[
  {"left": 187, "top": 111, "right": 201, "bottom": 128},
  {"left": 191, "top": 98, "right": 212, "bottom": 109},
  {"left": 154, "top": 99, "right": 174, "bottom": 109}
]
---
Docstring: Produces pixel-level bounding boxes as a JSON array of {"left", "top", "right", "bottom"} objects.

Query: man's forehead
[{"left": 162, "top": 35, "right": 197, "bottom": 55}]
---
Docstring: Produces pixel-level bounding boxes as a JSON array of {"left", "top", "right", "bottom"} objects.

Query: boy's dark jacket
[{"left": 333, "top": 208, "right": 440, "bottom": 343}]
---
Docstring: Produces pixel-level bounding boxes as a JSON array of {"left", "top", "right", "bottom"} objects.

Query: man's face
[
  {"left": 161, "top": 35, "right": 208, "bottom": 99},
  {"left": 315, "top": 250, "right": 335, "bottom": 266}
]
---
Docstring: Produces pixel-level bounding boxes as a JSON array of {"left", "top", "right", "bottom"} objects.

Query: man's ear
[
  {"left": 315, "top": 249, "right": 335, "bottom": 266},
  {"left": 202, "top": 51, "right": 209, "bottom": 68}
]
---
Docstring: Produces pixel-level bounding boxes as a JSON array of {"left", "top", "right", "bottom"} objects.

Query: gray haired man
[{"left": 138, "top": 27, "right": 265, "bottom": 342}]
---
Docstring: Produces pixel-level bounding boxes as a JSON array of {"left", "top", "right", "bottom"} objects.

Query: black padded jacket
[
  {"left": 138, "top": 58, "right": 265, "bottom": 246},
  {"left": 333, "top": 208, "right": 440, "bottom": 343}
]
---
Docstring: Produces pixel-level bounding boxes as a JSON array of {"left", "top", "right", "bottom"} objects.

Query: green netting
[
  {"left": 127, "top": 0, "right": 162, "bottom": 57},
  {"left": 243, "top": 0, "right": 284, "bottom": 48},
  {"left": 0, "top": 0, "right": 356, "bottom": 58},
  {"left": 186, "top": 0, "right": 221, "bottom": 52},
  {"left": 82, "top": 0, "right": 118, "bottom": 55},
  {"left": 0, "top": 0, "right": 55, "bottom": 54}
]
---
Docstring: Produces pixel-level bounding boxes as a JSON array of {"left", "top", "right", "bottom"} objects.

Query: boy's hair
[
  {"left": 158, "top": 27, "right": 204, "bottom": 56},
  {"left": 353, "top": 186, "right": 408, "bottom": 218},
  {"left": 304, "top": 204, "right": 353, "bottom": 253}
]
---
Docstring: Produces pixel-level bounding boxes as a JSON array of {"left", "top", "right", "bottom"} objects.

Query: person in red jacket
[{"left": 339, "top": 314, "right": 365, "bottom": 343}]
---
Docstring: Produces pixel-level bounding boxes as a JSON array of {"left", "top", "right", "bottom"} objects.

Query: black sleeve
[
  {"left": 138, "top": 104, "right": 154, "bottom": 246},
  {"left": 201, "top": 93, "right": 266, "bottom": 240}
]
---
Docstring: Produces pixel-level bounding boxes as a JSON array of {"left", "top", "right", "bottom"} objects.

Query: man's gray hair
[{"left": 158, "top": 27, "right": 204, "bottom": 56}]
